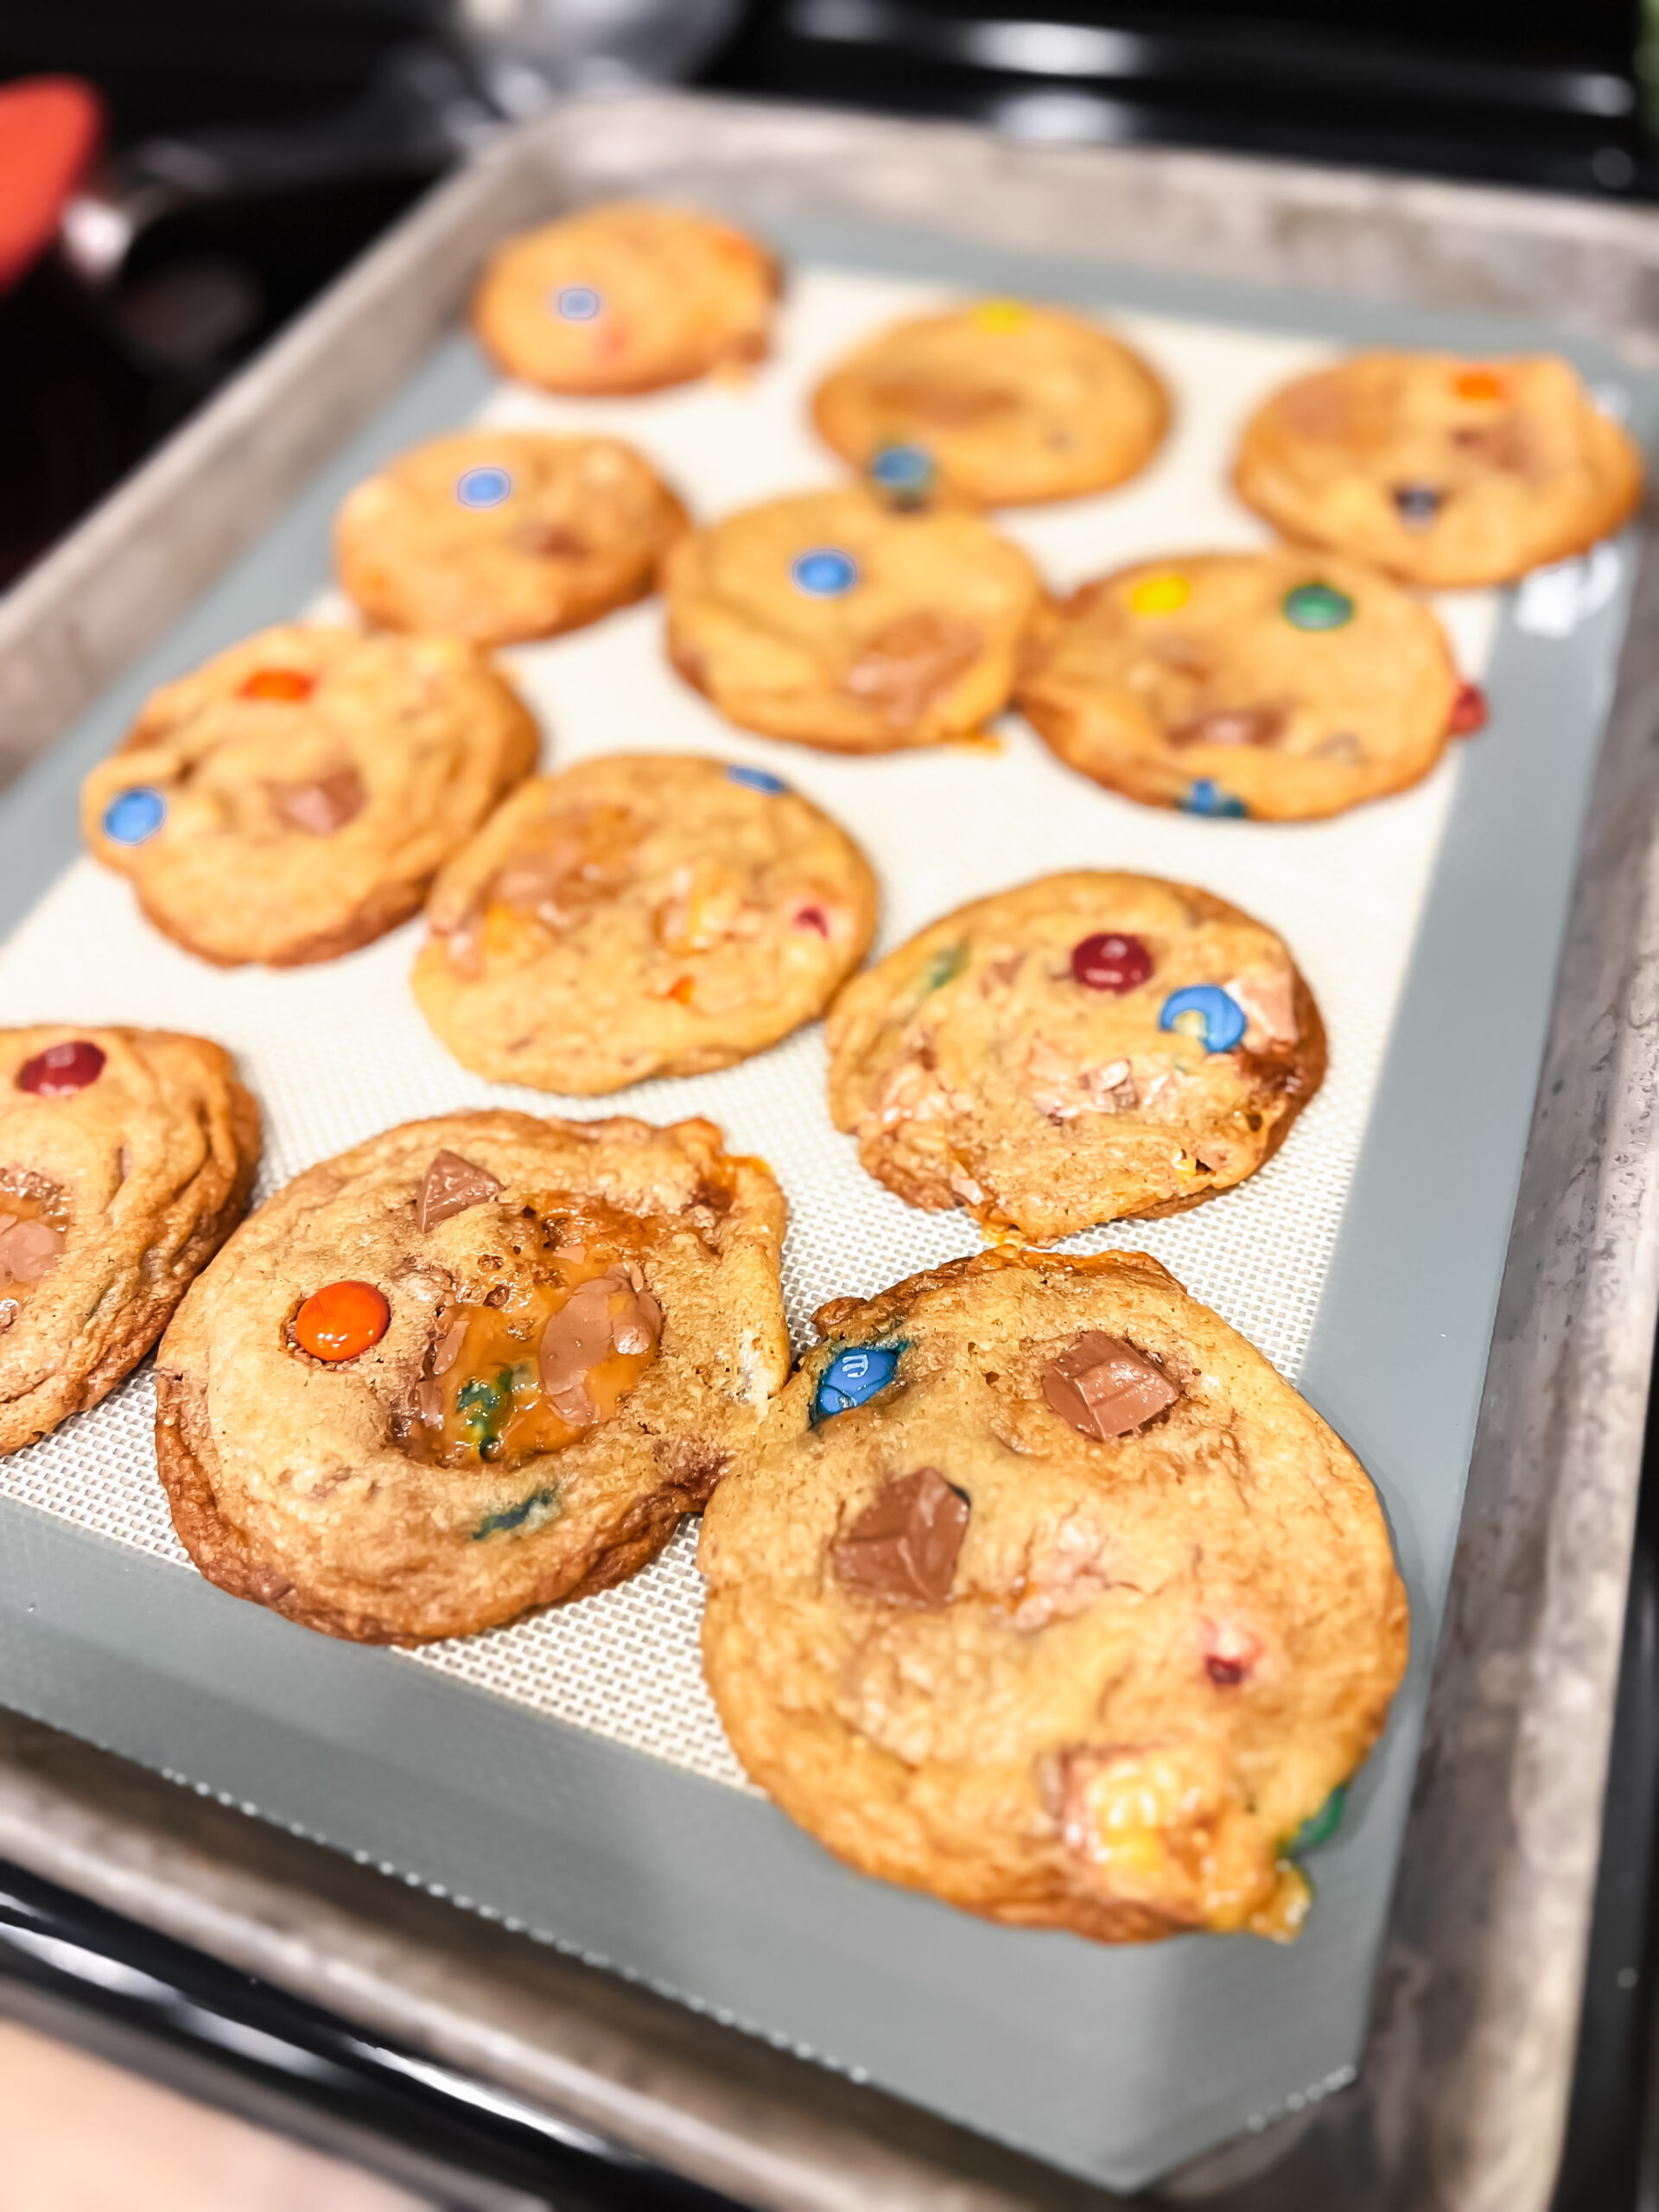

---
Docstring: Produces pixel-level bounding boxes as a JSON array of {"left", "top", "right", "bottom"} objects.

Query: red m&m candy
[
  {"left": 18, "top": 1040, "right": 106, "bottom": 1096},
  {"left": 240, "top": 668, "right": 315, "bottom": 702},
  {"left": 1071, "top": 933, "right": 1152, "bottom": 994},
  {"left": 1448, "top": 680, "right": 1487, "bottom": 735},
  {"left": 293, "top": 1281, "right": 389, "bottom": 1362}
]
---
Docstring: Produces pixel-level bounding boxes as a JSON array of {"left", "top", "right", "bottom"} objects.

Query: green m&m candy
[{"left": 1282, "top": 582, "right": 1355, "bottom": 632}]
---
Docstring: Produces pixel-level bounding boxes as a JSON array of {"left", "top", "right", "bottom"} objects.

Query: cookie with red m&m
[
  {"left": 335, "top": 432, "right": 689, "bottom": 645},
  {"left": 413, "top": 753, "right": 878, "bottom": 1094},
  {"left": 699, "top": 1246, "right": 1408, "bottom": 1943},
  {"left": 154, "top": 1109, "right": 789, "bottom": 1643},
  {"left": 1234, "top": 351, "right": 1643, "bottom": 586},
  {"left": 664, "top": 488, "right": 1042, "bottom": 752},
  {"left": 81, "top": 625, "right": 538, "bottom": 967},
  {"left": 826, "top": 870, "right": 1323, "bottom": 1240},
  {"left": 472, "top": 200, "right": 780, "bottom": 396},
  {"left": 811, "top": 302, "right": 1168, "bottom": 506},
  {"left": 0, "top": 1027, "right": 259, "bottom": 1458},
  {"left": 1017, "top": 549, "right": 1463, "bottom": 820}
]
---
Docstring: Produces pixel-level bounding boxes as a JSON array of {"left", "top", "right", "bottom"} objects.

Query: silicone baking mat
[{"left": 0, "top": 216, "right": 1648, "bottom": 2190}]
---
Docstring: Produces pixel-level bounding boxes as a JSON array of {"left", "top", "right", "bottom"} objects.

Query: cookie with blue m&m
[
  {"left": 472, "top": 200, "right": 780, "bottom": 396},
  {"left": 811, "top": 302, "right": 1168, "bottom": 506},
  {"left": 81, "top": 625, "right": 537, "bottom": 967},
  {"left": 826, "top": 870, "right": 1323, "bottom": 1239},
  {"left": 413, "top": 753, "right": 878, "bottom": 1093},
  {"left": 664, "top": 488, "right": 1042, "bottom": 752},
  {"left": 154, "top": 1109, "right": 788, "bottom": 1643},
  {"left": 1017, "top": 548, "right": 1463, "bottom": 820},
  {"left": 1234, "top": 352, "right": 1643, "bottom": 587},
  {"left": 698, "top": 1246, "right": 1407, "bottom": 1943},
  {"left": 335, "top": 431, "right": 688, "bottom": 645}
]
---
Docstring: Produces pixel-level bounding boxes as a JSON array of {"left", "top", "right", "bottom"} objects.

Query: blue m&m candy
[
  {"left": 726, "top": 765, "right": 790, "bottom": 796},
  {"left": 813, "top": 1343, "right": 902, "bottom": 1421},
  {"left": 1179, "top": 779, "right": 1248, "bottom": 819},
  {"left": 1291, "top": 1785, "right": 1347, "bottom": 1855},
  {"left": 554, "top": 285, "right": 601, "bottom": 321},
  {"left": 1282, "top": 582, "right": 1354, "bottom": 632},
  {"left": 869, "top": 444, "right": 933, "bottom": 498},
  {"left": 1160, "top": 984, "right": 1247, "bottom": 1054},
  {"left": 102, "top": 788, "right": 167, "bottom": 846},
  {"left": 791, "top": 548, "right": 859, "bottom": 598},
  {"left": 455, "top": 465, "right": 512, "bottom": 510}
]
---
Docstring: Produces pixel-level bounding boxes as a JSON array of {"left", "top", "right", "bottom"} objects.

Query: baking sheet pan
[{"left": 0, "top": 201, "right": 1649, "bottom": 2193}]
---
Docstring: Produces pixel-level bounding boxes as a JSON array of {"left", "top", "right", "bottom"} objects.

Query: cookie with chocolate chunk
[
  {"left": 700, "top": 1247, "right": 1408, "bottom": 1944},
  {"left": 473, "top": 200, "right": 780, "bottom": 396},
  {"left": 1234, "top": 351, "right": 1643, "bottom": 587},
  {"left": 155, "top": 1110, "right": 789, "bottom": 1643},
  {"left": 826, "top": 870, "right": 1324, "bottom": 1240},
  {"left": 335, "top": 431, "right": 690, "bottom": 646},
  {"left": 812, "top": 301, "right": 1168, "bottom": 507},
  {"left": 664, "top": 489, "right": 1042, "bottom": 753},
  {"left": 1017, "top": 548, "right": 1464, "bottom": 821},
  {"left": 413, "top": 753, "right": 878, "bottom": 1094},
  {"left": 0, "top": 1027, "right": 259, "bottom": 1458},
  {"left": 82, "top": 625, "right": 539, "bottom": 968}
]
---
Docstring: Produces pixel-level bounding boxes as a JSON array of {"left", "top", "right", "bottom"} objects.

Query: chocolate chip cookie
[
  {"left": 81, "top": 625, "right": 540, "bottom": 967},
  {"left": 0, "top": 1027, "right": 260, "bottom": 1458},
  {"left": 1234, "top": 351, "right": 1643, "bottom": 587},
  {"left": 826, "top": 871, "right": 1325, "bottom": 1241},
  {"left": 335, "top": 431, "right": 690, "bottom": 645},
  {"left": 700, "top": 1247, "right": 1408, "bottom": 1943},
  {"left": 663, "top": 488, "right": 1043, "bottom": 753},
  {"left": 1017, "top": 548, "right": 1466, "bottom": 821},
  {"left": 155, "top": 1109, "right": 790, "bottom": 1643},
  {"left": 811, "top": 300, "right": 1169, "bottom": 507},
  {"left": 413, "top": 753, "right": 878, "bottom": 1094},
  {"left": 472, "top": 199, "right": 780, "bottom": 396}
]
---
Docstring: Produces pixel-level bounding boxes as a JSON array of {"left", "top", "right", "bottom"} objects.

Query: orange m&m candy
[
  {"left": 1453, "top": 368, "right": 1505, "bottom": 404},
  {"left": 240, "top": 668, "right": 315, "bottom": 702},
  {"left": 294, "top": 1280, "right": 389, "bottom": 1361}
]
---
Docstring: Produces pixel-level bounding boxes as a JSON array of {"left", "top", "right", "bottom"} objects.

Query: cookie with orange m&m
[
  {"left": 1234, "top": 350, "right": 1642, "bottom": 586},
  {"left": 153, "top": 1109, "right": 790, "bottom": 1643}
]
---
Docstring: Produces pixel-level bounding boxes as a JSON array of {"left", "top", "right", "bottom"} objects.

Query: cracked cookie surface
[
  {"left": 0, "top": 1026, "right": 259, "bottom": 1457},
  {"left": 155, "top": 1110, "right": 790, "bottom": 1643},
  {"left": 664, "top": 488, "right": 1042, "bottom": 753},
  {"left": 412, "top": 753, "right": 878, "bottom": 1094},
  {"left": 81, "top": 625, "right": 539, "bottom": 967},
  {"left": 826, "top": 870, "right": 1324, "bottom": 1241},
  {"left": 1017, "top": 548, "right": 1462, "bottom": 821},
  {"left": 1233, "top": 350, "right": 1643, "bottom": 587},
  {"left": 699, "top": 1248, "right": 1408, "bottom": 1943}
]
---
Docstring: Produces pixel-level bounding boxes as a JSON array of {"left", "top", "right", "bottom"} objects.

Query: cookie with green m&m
[
  {"left": 154, "top": 1109, "right": 789, "bottom": 1643},
  {"left": 699, "top": 1246, "right": 1407, "bottom": 1944},
  {"left": 1017, "top": 548, "right": 1465, "bottom": 822},
  {"left": 825, "top": 870, "right": 1324, "bottom": 1240}
]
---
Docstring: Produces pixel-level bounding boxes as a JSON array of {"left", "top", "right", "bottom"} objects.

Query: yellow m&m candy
[
  {"left": 972, "top": 299, "right": 1028, "bottom": 334},
  {"left": 1128, "top": 572, "right": 1192, "bottom": 616}
]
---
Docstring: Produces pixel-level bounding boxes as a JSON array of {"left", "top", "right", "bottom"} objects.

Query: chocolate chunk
[
  {"left": 537, "top": 1267, "right": 661, "bottom": 1426},
  {"left": 842, "top": 613, "right": 982, "bottom": 727},
  {"left": 415, "top": 1378, "right": 444, "bottom": 1427},
  {"left": 1043, "top": 1332, "right": 1179, "bottom": 1440},
  {"left": 832, "top": 1467, "right": 969, "bottom": 1607},
  {"left": 1393, "top": 484, "right": 1443, "bottom": 528},
  {"left": 274, "top": 767, "right": 365, "bottom": 836},
  {"left": 0, "top": 1215, "right": 64, "bottom": 1285},
  {"left": 514, "top": 521, "right": 589, "bottom": 558},
  {"left": 430, "top": 1314, "right": 469, "bottom": 1376},
  {"left": 416, "top": 1150, "right": 502, "bottom": 1234},
  {"left": 1169, "top": 706, "right": 1284, "bottom": 750}
]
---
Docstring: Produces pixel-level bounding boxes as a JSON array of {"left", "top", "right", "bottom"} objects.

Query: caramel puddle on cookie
[
  {"left": 0, "top": 1170, "right": 68, "bottom": 1329},
  {"left": 404, "top": 1197, "right": 660, "bottom": 1479}
]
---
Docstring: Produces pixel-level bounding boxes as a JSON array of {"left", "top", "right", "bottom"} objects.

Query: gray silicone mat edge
[{"left": 0, "top": 216, "right": 1649, "bottom": 2192}]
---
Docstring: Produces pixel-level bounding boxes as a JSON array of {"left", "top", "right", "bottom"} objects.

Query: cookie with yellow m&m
[
  {"left": 1017, "top": 548, "right": 1464, "bottom": 821},
  {"left": 1234, "top": 351, "right": 1643, "bottom": 586},
  {"left": 811, "top": 302, "right": 1168, "bottom": 507},
  {"left": 413, "top": 753, "right": 878, "bottom": 1094},
  {"left": 154, "top": 1109, "right": 790, "bottom": 1642}
]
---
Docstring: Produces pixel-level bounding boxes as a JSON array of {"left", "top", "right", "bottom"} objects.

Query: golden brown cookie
[
  {"left": 413, "top": 753, "right": 878, "bottom": 1095},
  {"left": 700, "top": 1247, "right": 1408, "bottom": 1943},
  {"left": 81, "top": 625, "right": 539, "bottom": 968},
  {"left": 155, "top": 1109, "right": 790, "bottom": 1643},
  {"left": 663, "top": 489, "right": 1043, "bottom": 753},
  {"left": 1234, "top": 351, "right": 1643, "bottom": 587},
  {"left": 0, "top": 1027, "right": 259, "bottom": 1457},
  {"left": 1017, "top": 548, "right": 1465, "bottom": 822},
  {"left": 334, "top": 431, "right": 690, "bottom": 646},
  {"left": 811, "top": 300, "right": 1169, "bottom": 507},
  {"left": 826, "top": 871, "right": 1324, "bottom": 1241},
  {"left": 472, "top": 200, "right": 780, "bottom": 395}
]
